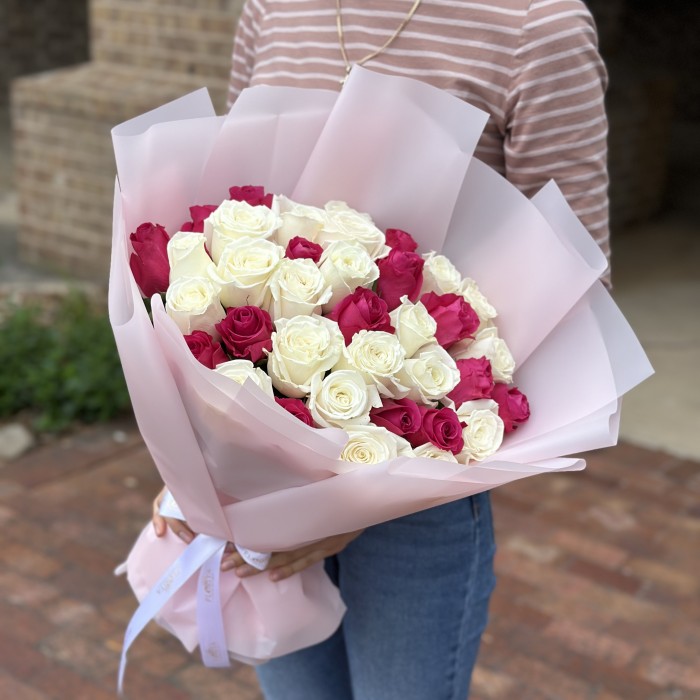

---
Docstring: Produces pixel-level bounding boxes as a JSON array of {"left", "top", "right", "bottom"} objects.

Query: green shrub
[{"left": 0, "top": 292, "right": 131, "bottom": 432}]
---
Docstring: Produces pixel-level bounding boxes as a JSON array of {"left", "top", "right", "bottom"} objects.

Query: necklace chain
[{"left": 335, "top": 0, "right": 422, "bottom": 85}]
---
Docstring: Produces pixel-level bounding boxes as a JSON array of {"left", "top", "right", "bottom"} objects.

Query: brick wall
[
  {"left": 10, "top": 0, "right": 244, "bottom": 278},
  {"left": 8, "top": 0, "right": 691, "bottom": 278},
  {"left": 0, "top": 0, "right": 89, "bottom": 105}
]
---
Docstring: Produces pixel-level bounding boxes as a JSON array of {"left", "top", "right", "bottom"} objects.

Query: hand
[
  {"left": 222, "top": 530, "right": 365, "bottom": 582},
  {"left": 152, "top": 486, "right": 196, "bottom": 544}
]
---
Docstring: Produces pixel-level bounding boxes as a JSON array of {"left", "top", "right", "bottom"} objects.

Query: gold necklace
[{"left": 335, "top": 0, "right": 422, "bottom": 86}]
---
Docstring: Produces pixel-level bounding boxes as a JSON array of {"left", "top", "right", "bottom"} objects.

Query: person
[{"left": 154, "top": 1, "right": 610, "bottom": 697}]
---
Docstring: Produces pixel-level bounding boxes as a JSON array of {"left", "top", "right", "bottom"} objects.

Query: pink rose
[
  {"left": 369, "top": 398, "right": 422, "bottom": 439},
  {"left": 326, "top": 287, "right": 394, "bottom": 345},
  {"left": 215, "top": 306, "right": 273, "bottom": 363},
  {"left": 447, "top": 357, "right": 494, "bottom": 408},
  {"left": 180, "top": 204, "right": 218, "bottom": 233},
  {"left": 275, "top": 397, "right": 314, "bottom": 426},
  {"left": 229, "top": 185, "right": 273, "bottom": 208},
  {"left": 491, "top": 383, "right": 530, "bottom": 433},
  {"left": 129, "top": 222, "right": 170, "bottom": 297},
  {"left": 376, "top": 248, "right": 425, "bottom": 311},
  {"left": 410, "top": 406, "right": 464, "bottom": 455},
  {"left": 184, "top": 330, "right": 228, "bottom": 369},
  {"left": 285, "top": 236, "right": 324, "bottom": 263},
  {"left": 385, "top": 228, "right": 418, "bottom": 253},
  {"left": 420, "top": 292, "right": 479, "bottom": 348}
]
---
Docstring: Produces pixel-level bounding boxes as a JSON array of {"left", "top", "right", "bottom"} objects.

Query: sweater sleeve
[
  {"left": 505, "top": 0, "right": 611, "bottom": 284},
  {"left": 227, "top": 0, "right": 265, "bottom": 110}
]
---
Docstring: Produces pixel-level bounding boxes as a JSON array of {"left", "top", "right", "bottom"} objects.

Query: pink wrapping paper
[{"left": 109, "top": 67, "right": 653, "bottom": 665}]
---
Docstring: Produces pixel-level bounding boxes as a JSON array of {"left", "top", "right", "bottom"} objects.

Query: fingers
[
  {"left": 269, "top": 549, "right": 327, "bottom": 582},
  {"left": 151, "top": 487, "right": 195, "bottom": 543},
  {"left": 223, "top": 531, "right": 365, "bottom": 582},
  {"left": 152, "top": 488, "right": 167, "bottom": 537},
  {"left": 230, "top": 543, "right": 322, "bottom": 581},
  {"left": 220, "top": 550, "right": 246, "bottom": 572},
  {"left": 165, "top": 517, "right": 195, "bottom": 544}
]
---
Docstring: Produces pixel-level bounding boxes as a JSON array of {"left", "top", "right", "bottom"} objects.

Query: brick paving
[{"left": 0, "top": 418, "right": 698, "bottom": 700}]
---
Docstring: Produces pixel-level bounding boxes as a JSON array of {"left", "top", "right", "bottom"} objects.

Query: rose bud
[
  {"left": 180, "top": 204, "right": 218, "bottom": 233},
  {"left": 491, "top": 383, "right": 530, "bottom": 433},
  {"left": 129, "top": 222, "right": 170, "bottom": 297},
  {"left": 376, "top": 248, "right": 425, "bottom": 311},
  {"left": 410, "top": 406, "right": 464, "bottom": 455},
  {"left": 229, "top": 185, "right": 273, "bottom": 208},
  {"left": 275, "top": 397, "right": 314, "bottom": 426},
  {"left": 447, "top": 357, "right": 495, "bottom": 408},
  {"left": 420, "top": 291, "right": 480, "bottom": 348},
  {"left": 369, "top": 398, "right": 422, "bottom": 440},
  {"left": 385, "top": 228, "right": 418, "bottom": 252},
  {"left": 184, "top": 330, "right": 228, "bottom": 369},
  {"left": 285, "top": 236, "right": 324, "bottom": 263},
  {"left": 215, "top": 305, "right": 273, "bottom": 364},
  {"left": 326, "top": 287, "right": 394, "bottom": 345}
]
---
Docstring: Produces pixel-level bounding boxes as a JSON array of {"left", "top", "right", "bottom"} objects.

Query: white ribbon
[
  {"left": 118, "top": 534, "right": 226, "bottom": 693},
  {"left": 117, "top": 491, "right": 272, "bottom": 693},
  {"left": 159, "top": 490, "right": 272, "bottom": 570}
]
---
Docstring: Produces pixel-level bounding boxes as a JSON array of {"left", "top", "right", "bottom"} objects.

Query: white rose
[
  {"left": 205, "top": 199, "right": 281, "bottom": 263},
  {"left": 333, "top": 330, "right": 407, "bottom": 398},
  {"left": 324, "top": 200, "right": 373, "bottom": 220},
  {"left": 389, "top": 296, "right": 438, "bottom": 358},
  {"left": 318, "top": 241, "right": 379, "bottom": 311},
  {"left": 338, "top": 425, "right": 412, "bottom": 469},
  {"left": 411, "top": 443, "right": 459, "bottom": 462},
  {"left": 460, "top": 277, "right": 497, "bottom": 323},
  {"left": 215, "top": 359, "right": 274, "bottom": 399},
  {"left": 396, "top": 343, "right": 460, "bottom": 405},
  {"left": 165, "top": 276, "right": 225, "bottom": 337},
  {"left": 451, "top": 327, "right": 515, "bottom": 383},
  {"left": 455, "top": 398, "right": 500, "bottom": 420},
  {"left": 274, "top": 195, "right": 328, "bottom": 247},
  {"left": 267, "top": 315, "right": 344, "bottom": 398},
  {"left": 421, "top": 252, "right": 463, "bottom": 295},
  {"left": 319, "top": 203, "right": 388, "bottom": 259},
  {"left": 208, "top": 237, "right": 284, "bottom": 310},
  {"left": 456, "top": 406, "right": 504, "bottom": 463},
  {"left": 269, "top": 258, "right": 332, "bottom": 321},
  {"left": 167, "top": 231, "right": 213, "bottom": 282},
  {"left": 309, "top": 370, "right": 381, "bottom": 428}
]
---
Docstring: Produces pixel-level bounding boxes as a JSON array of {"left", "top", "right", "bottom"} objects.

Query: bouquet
[
  {"left": 131, "top": 183, "right": 530, "bottom": 465},
  {"left": 109, "top": 68, "right": 652, "bottom": 690}
]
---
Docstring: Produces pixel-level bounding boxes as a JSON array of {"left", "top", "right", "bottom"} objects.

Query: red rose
[
  {"left": 215, "top": 306, "right": 273, "bottom": 363},
  {"left": 410, "top": 406, "right": 464, "bottom": 455},
  {"left": 275, "top": 397, "right": 314, "bottom": 426},
  {"left": 491, "top": 383, "right": 530, "bottom": 433},
  {"left": 129, "top": 222, "right": 170, "bottom": 297},
  {"left": 420, "top": 292, "right": 480, "bottom": 348},
  {"left": 376, "top": 248, "right": 425, "bottom": 311},
  {"left": 385, "top": 228, "right": 418, "bottom": 253},
  {"left": 326, "top": 287, "right": 394, "bottom": 345},
  {"left": 229, "top": 185, "right": 273, "bottom": 208},
  {"left": 286, "top": 236, "right": 324, "bottom": 263},
  {"left": 369, "top": 398, "right": 422, "bottom": 439},
  {"left": 447, "top": 357, "right": 494, "bottom": 408},
  {"left": 184, "top": 330, "right": 228, "bottom": 369},
  {"left": 180, "top": 204, "right": 217, "bottom": 233}
]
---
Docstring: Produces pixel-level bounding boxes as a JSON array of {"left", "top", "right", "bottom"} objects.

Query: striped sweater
[{"left": 228, "top": 0, "right": 611, "bottom": 280}]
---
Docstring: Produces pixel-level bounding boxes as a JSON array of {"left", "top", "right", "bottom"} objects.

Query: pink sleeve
[
  {"left": 227, "top": 0, "right": 264, "bottom": 110},
  {"left": 505, "top": 0, "right": 611, "bottom": 285}
]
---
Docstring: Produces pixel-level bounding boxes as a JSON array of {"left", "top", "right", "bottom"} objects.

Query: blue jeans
[{"left": 256, "top": 492, "right": 497, "bottom": 700}]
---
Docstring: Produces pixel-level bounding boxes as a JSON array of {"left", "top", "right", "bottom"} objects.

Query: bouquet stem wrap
[{"left": 109, "top": 68, "right": 653, "bottom": 689}]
